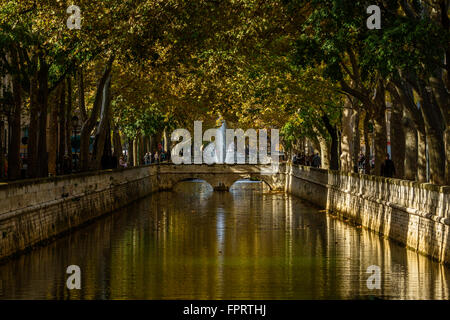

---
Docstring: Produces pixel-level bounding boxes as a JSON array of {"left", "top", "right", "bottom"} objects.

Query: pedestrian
[
  {"left": 381, "top": 153, "right": 396, "bottom": 178},
  {"left": 358, "top": 153, "right": 366, "bottom": 173},
  {"left": 312, "top": 152, "right": 321, "bottom": 168},
  {"left": 299, "top": 153, "right": 305, "bottom": 165},
  {"left": 119, "top": 156, "right": 127, "bottom": 168},
  {"left": 308, "top": 154, "right": 314, "bottom": 166}
]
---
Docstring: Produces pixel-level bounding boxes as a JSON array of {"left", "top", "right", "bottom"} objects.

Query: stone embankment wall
[
  {"left": 0, "top": 166, "right": 159, "bottom": 261},
  {"left": 285, "top": 165, "right": 450, "bottom": 264},
  {"left": 0, "top": 163, "right": 283, "bottom": 261},
  {"left": 1, "top": 163, "right": 449, "bottom": 265}
]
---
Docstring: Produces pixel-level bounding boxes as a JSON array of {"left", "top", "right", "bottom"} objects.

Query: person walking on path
[
  {"left": 381, "top": 153, "right": 396, "bottom": 178},
  {"left": 358, "top": 153, "right": 366, "bottom": 173},
  {"left": 312, "top": 152, "right": 321, "bottom": 168},
  {"left": 119, "top": 156, "right": 127, "bottom": 168}
]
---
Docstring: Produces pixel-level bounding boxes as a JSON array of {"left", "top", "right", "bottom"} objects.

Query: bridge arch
[
  {"left": 230, "top": 178, "right": 272, "bottom": 191},
  {"left": 157, "top": 164, "right": 285, "bottom": 191},
  {"left": 172, "top": 178, "right": 215, "bottom": 190}
]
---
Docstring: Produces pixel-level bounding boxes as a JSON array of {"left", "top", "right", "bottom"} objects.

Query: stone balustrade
[{"left": 285, "top": 165, "right": 450, "bottom": 264}]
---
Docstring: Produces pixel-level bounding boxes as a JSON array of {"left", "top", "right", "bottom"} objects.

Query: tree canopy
[{"left": 1, "top": 0, "right": 448, "bottom": 184}]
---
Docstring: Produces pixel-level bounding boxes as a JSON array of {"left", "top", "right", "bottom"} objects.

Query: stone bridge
[{"left": 156, "top": 163, "right": 287, "bottom": 191}]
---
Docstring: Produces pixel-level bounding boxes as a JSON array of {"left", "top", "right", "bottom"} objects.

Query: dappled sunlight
[{"left": 229, "top": 179, "right": 271, "bottom": 193}]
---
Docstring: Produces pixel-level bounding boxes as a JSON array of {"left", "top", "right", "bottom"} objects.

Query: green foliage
[{"left": 2, "top": 0, "right": 446, "bottom": 157}]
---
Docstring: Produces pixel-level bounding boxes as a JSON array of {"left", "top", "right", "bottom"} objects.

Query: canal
[{"left": 0, "top": 180, "right": 449, "bottom": 299}]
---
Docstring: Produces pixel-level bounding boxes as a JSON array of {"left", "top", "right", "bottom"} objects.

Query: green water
[{"left": 0, "top": 180, "right": 449, "bottom": 299}]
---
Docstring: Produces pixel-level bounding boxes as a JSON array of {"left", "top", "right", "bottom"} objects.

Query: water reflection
[{"left": 0, "top": 180, "right": 448, "bottom": 299}]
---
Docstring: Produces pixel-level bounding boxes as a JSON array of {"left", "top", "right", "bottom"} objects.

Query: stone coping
[
  {"left": 0, "top": 165, "right": 156, "bottom": 191},
  {"left": 291, "top": 164, "right": 450, "bottom": 193},
  {"left": 292, "top": 173, "right": 449, "bottom": 226}
]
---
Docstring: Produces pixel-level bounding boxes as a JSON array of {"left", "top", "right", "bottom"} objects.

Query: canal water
[{"left": 0, "top": 180, "right": 449, "bottom": 299}]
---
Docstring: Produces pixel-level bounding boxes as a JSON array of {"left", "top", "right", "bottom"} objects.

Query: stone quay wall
[
  {"left": 285, "top": 165, "right": 450, "bottom": 264},
  {"left": 0, "top": 163, "right": 282, "bottom": 261},
  {"left": 0, "top": 165, "right": 159, "bottom": 261},
  {"left": 1, "top": 163, "right": 449, "bottom": 265}
]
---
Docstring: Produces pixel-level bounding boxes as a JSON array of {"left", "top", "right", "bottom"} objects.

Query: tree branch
[{"left": 339, "top": 79, "right": 371, "bottom": 107}]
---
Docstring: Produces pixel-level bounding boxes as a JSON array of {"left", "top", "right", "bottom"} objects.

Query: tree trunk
[
  {"left": 58, "top": 79, "right": 66, "bottom": 174},
  {"left": 155, "top": 131, "right": 163, "bottom": 153},
  {"left": 78, "top": 68, "right": 89, "bottom": 171},
  {"left": 103, "top": 122, "right": 112, "bottom": 168},
  {"left": 0, "top": 120, "right": 4, "bottom": 179},
  {"left": 7, "top": 63, "right": 22, "bottom": 180},
  {"left": 139, "top": 134, "right": 144, "bottom": 163},
  {"left": 65, "top": 77, "right": 73, "bottom": 173},
  {"left": 429, "top": 72, "right": 449, "bottom": 184},
  {"left": 322, "top": 115, "right": 339, "bottom": 170},
  {"left": 445, "top": 127, "right": 450, "bottom": 185},
  {"left": 27, "top": 69, "right": 39, "bottom": 178},
  {"left": 301, "top": 137, "right": 306, "bottom": 155},
  {"left": 91, "top": 74, "right": 112, "bottom": 170},
  {"left": 47, "top": 89, "right": 59, "bottom": 177},
  {"left": 390, "top": 104, "right": 405, "bottom": 179},
  {"left": 318, "top": 134, "right": 330, "bottom": 169},
  {"left": 363, "top": 111, "right": 371, "bottom": 174},
  {"left": 128, "top": 137, "right": 134, "bottom": 166},
  {"left": 142, "top": 135, "right": 148, "bottom": 155},
  {"left": 77, "top": 68, "right": 87, "bottom": 123},
  {"left": 372, "top": 81, "right": 388, "bottom": 177},
  {"left": 112, "top": 125, "right": 122, "bottom": 159},
  {"left": 402, "top": 110, "right": 418, "bottom": 181},
  {"left": 352, "top": 109, "right": 360, "bottom": 173},
  {"left": 150, "top": 134, "right": 157, "bottom": 153},
  {"left": 145, "top": 135, "right": 151, "bottom": 155},
  {"left": 416, "top": 79, "right": 446, "bottom": 184},
  {"left": 417, "top": 130, "right": 427, "bottom": 182},
  {"left": 37, "top": 60, "right": 49, "bottom": 178},
  {"left": 80, "top": 58, "right": 114, "bottom": 171},
  {"left": 310, "top": 137, "right": 320, "bottom": 155},
  {"left": 426, "top": 128, "right": 446, "bottom": 185},
  {"left": 133, "top": 137, "right": 138, "bottom": 166},
  {"left": 163, "top": 128, "right": 169, "bottom": 152},
  {"left": 390, "top": 81, "right": 428, "bottom": 181},
  {"left": 372, "top": 108, "right": 387, "bottom": 177},
  {"left": 340, "top": 98, "right": 354, "bottom": 172}
]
